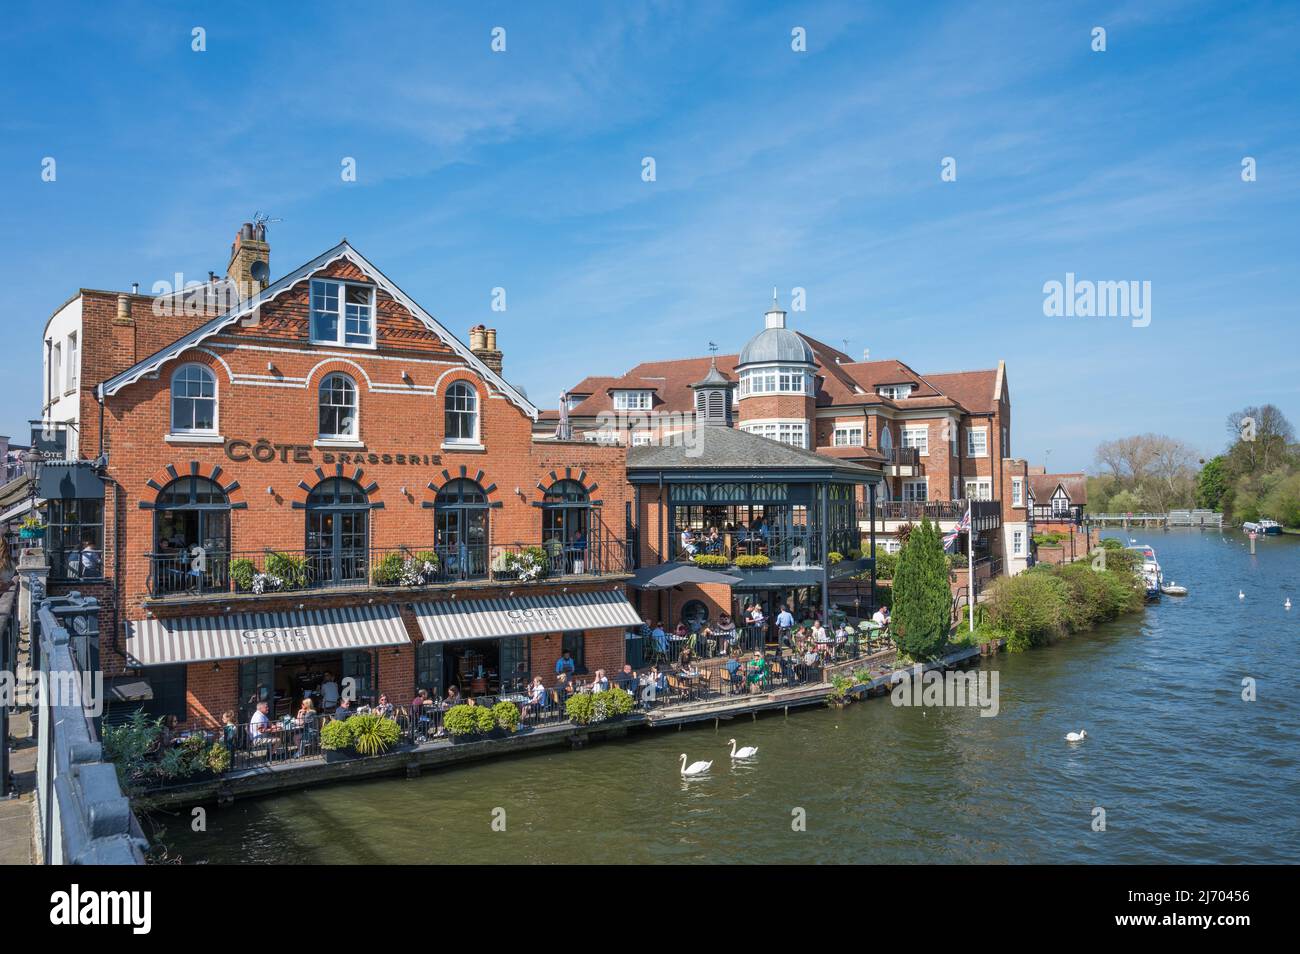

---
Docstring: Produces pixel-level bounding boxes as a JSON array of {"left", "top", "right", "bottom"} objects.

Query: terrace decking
[{"left": 139, "top": 643, "right": 990, "bottom": 811}]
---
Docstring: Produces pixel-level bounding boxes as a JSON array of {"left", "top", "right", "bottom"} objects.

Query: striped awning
[
  {"left": 413, "top": 589, "right": 642, "bottom": 644},
  {"left": 124, "top": 604, "right": 411, "bottom": 666}
]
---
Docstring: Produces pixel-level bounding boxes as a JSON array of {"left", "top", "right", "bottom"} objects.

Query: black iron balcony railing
[
  {"left": 669, "top": 528, "right": 823, "bottom": 565},
  {"left": 883, "top": 446, "right": 920, "bottom": 468},
  {"left": 46, "top": 547, "right": 107, "bottom": 582},
  {"left": 144, "top": 536, "right": 631, "bottom": 599},
  {"left": 857, "top": 498, "right": 1003, "bottom": 529},
  {"left": 1031, "top": 504, "right": 1083, "bottom": 524}
]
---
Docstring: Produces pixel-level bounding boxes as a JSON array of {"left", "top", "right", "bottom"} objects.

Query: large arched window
[
  {"left": 318, "top": 373, "right": 358, "bottom": 439},
  {"left": 305, "top": 477, "right": 370, "bottom": 586},
  {"left": 444, "top": 381, "right": 478, "bottom": 444},
  {"left": 434, "top": 478, "right": 488, "bottom": 579},
  {"left": 541, "top": 479, "right": 590, "bottom": 574},
  {"left": 152, "top": 476, "right": 230, "bottom": 595},
  {"left": 170, "top": 364, "right": 217, "bottom": 434}
]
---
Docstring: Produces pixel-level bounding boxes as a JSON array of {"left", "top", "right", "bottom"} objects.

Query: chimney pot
[{"left": 115, "top": 294, "right": 132, "bottom": 324}]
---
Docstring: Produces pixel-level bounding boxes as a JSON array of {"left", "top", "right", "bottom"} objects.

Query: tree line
[{"left": 1087, "top": 404, "right": 1299, "bottom": 527}]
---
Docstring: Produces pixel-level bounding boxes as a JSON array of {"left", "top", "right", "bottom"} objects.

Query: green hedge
[{"left": 986, "top": 557, "right": 1143, "bottom": 652}]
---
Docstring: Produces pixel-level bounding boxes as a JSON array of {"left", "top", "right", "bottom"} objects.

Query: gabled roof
[
  {"left": 96, "top": 242, "right": 538, "bottom": 419},
  {"left": 1028, "top": 472, "right": 1087, "bottom": 504},
  {"left": 627, "top": 426, "right": 880, "bottom": 481}
]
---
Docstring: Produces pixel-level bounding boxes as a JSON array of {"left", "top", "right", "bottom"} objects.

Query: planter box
[
  {"left": 449, "top": 733, "right": 485, "bottom": 745},
  {"left": 323, "top": 748, "right": 361, "bottom": 763}
]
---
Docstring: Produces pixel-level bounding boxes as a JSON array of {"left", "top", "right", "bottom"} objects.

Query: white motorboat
[
  {"left": 1242, "top": 519, "right": 1283, "bottom": 535},
  {"left": 1125, "top": 544, "right": 1163, "bottom": 600}
]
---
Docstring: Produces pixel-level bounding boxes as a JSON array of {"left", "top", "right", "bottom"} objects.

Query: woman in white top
[{"left": 591, "top": 669, "right": 610, "bottom": 692}]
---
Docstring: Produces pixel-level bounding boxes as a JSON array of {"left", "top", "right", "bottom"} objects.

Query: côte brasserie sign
[{"left": 224, "top": 437, "right": 442, "bottom": 467}]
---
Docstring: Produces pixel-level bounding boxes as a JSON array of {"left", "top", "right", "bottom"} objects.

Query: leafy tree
[
  {"left": 890, "top": 517, "right": 950, "bottom": 659},
  {"left": 1195, "top": 456, "right": 1229, "bottom": 511}
]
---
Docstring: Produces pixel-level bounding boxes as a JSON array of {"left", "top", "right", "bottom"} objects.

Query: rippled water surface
[{"left": 168, "top": 530, "right": 1300, "bottom": 864}]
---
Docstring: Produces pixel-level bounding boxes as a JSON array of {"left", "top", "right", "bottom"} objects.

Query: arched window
[
  {"left": 152, "top": 477, "right": 230, "bottom": 596},
  {"left": 541, "top": 480, "right": 590, "bottom": 574},
  {"left": 444, "top": 381, "right": 478, "bottom": 444},
  {"left": 318, "top": 373, "right": 358, "bottom": 439},
  {"left": 171, "top": 364, "right": 217, "bottom": 434},
  {"left": 305, "top": 477, "right": 370, "bottom": 586},
  {"left": 434, "top": 478, "right": 488, "bottom": 579}
]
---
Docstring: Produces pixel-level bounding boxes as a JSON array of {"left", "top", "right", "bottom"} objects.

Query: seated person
[
  {"left": 724, "top": 653, "right": 743, "bottom": 687},
  {"left": 679, "top": 528, "right": 697, "bottom": 557},
  {"left": 520, "top": 677, "right": 548, "bottom": 718},
  {"left": 333, "top": 698, "right": 355, "bottom": 720},
  {"left": 249, "top": 702, "right": 273, "bottom": 746},
  {"left": 615, "top": 663, "right": 638, "bottom": 692},
  {"left": 442, "top": 686, "right": 462, "bottom": 710},
  {"left": 873, "top": 605, "right": 890, "bottom": 626},
  {"left": 374, "top": 693, "right": 394, "bottom": 718},
  {"left": 79, "top": 537, "right": 103, "bottom": 577},
  {"left": 590, "top": 669, "right": 610, "bottom": 693}
]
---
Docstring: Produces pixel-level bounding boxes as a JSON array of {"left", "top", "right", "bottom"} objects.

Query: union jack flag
[{"left": 943, "top": 507, "right": 971, "bottom": 553}]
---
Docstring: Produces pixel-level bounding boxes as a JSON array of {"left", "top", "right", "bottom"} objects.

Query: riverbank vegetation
[
  {"left": 890, "top": 518, "right": 953, "bottom": 660},
  {"left": 978, "top": 542, "right": 1144, "bottom": 652},
  {"left": 1088, "top": 405, "right": 1300, "bottom": 529}
]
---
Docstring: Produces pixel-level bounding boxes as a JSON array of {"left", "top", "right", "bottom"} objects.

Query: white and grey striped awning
[
  {"left": 124, "top": 604, "right": 411, "bottom": 666},
  {"left": 413, "top": 589, "right": 642, "bottom": 644}
]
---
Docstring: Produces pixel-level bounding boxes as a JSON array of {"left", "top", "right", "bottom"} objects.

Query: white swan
[
  {"left": 727, "top": 738, "right": 758, "bottom": 759},
  {"left": 1239, "top": 590, "right": 1245, "bottom": 600},
  {"left": 1065, "top": 730, "right": 1088, "bottom": 743},
  {"left": 1286, "top": 598, "right": 1292, "bottom": 610},
  {"left": 679, "top": 754, "right": 712, "bottom": 776}
]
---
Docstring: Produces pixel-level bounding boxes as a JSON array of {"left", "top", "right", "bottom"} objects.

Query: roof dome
[
  {"left": 737, "top": 295, "right": 815, "bottom": 366},
  {"left": 738, "top": 326, "right": 814, "bottom": 366}
]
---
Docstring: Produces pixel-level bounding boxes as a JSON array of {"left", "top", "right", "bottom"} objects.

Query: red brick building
[{"left": 38, "top": 225, "right": 640, "bottom": 730}]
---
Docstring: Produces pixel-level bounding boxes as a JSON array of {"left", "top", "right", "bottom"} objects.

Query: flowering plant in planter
[
  {"left": 691, "top": 554, "right": 730, "bottom": 568},
  {"left": 18, "top": 514, "right": 45, "bottom": 538},
  {"left": 733, "top": 554, "right": 771, "bottom": 569},
  {"left": 400, "top": 552, "right": 439, "bottom": 586},
  {"left": 501, "top": 546, "right": 548, "bottom": 582}
]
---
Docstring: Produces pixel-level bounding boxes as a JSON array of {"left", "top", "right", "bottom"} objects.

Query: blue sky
[{"left": 1, "top": 0, "right": 1297, "bottom": 471}]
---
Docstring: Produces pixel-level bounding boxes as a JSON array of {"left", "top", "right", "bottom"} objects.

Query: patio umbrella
[{"left": 555, "top": 391, "right": 573, "bottom": 440}]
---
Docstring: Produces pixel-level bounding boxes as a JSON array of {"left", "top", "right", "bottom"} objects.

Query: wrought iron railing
[
  {"left": 669, "top": 528, "right": 822, "bottom": 565},
  {"left": 1031, "top": 504, "right": 1083, "bottom": 524}
]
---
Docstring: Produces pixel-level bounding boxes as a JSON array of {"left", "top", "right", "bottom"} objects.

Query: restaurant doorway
[
  {"left": 237, "top": 650, "right": 374, "bottom": 721},
  {"left": 425, "top": 636, "right": 531, "bottom": 701}
]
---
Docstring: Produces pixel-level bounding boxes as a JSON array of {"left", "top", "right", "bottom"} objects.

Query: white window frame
[
  {"left": 739, "top": 364, "right": 810, "bottom": 397},
  {"left": 170, "top": 363, "right": 218, "bottom": 436},
  {"left": 443, "top": 381, "right": 480, "bottom": 446},
  {"left": 877, "top": 384, "right": 912, "bottom": 400},
  {"left": 613, "top": 390, "right": 653, "bottom": 411},
  {"left": 1051, "top": 488, "right": 1071, "bottom": 515},
  {"left": 967, "top": 426, "right": 988, "bottom": 458},
  {"left": 742, "top": 419, "right": 807, "bottom": 449},
  {"left": 1012, "top": 529, "right": 1025, "bottom": 557},
  {"left": 901, "top": 479, "right": 928, "bottom": 502},
  {"left": 901, "top": 425, "right": 929, "bottom": 456},
  {"left": 66, "top": 332, "right": 78, "bottom": 394},
  {"left": 310, "top": 278, "right": 376, "bottom": 348},
  {"left": 1012, "top": 477, "right": 1024, "bottom": 507},
  {"left": 964, "top": 478, "right": 993, "bottom": 501},
  {"left": 833, "top": 425, "right": 863, "bottom": 446},
  {"left": 51, "top": 341, "right": 62, "bottom": 401},
  {"left": 317, "top": 373, "right": 359, "bottom": 441}
]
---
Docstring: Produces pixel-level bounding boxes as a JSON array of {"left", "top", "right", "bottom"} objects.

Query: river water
[{"left": 167, "top": 530, "right": 1300, "bottom": 864}]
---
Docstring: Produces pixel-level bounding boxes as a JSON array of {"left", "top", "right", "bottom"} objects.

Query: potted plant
[
  {"left": 347, "top": 712, "right": 402, "bottom": 756},
  {"left": 206, "top": 741, "right": 232, "bottom": 775},
  {"left": 372, "top": 552, "right": 405, "bottom": 586},
  {"left": 18, "top": 514, "right": 45, "bottom": 540},
  {"left": 229, "top": 558, "right": 257, "bottom": 592},
  {"left": 593, "top": 687, "right": 635, "bottom": 722},
  {"left": 691, "top": 554, "right": 730, "bottom": 568},
  {"left": 264, "top": 551, "right": 309, "bottom": 589},
  {"left": 444, "top": 704, "right": 495, "bottom": 743},
  {"left": 400, "top": 551, "right": 439, "bottom": 585},
  {"left": 320, "top": 718, "right": 357, "bottom": 762},
  {"left": 734, "top": 554, "right": 771, "bottom": 570},
  {"left": 565, "top": 692, "right": 596, "bottom": 726},
  {"left": 491, "top": 700, "right": 521, "bottom": 735},
  {"left": 502, "top": 546, "right": 548, "bottom": 582}
]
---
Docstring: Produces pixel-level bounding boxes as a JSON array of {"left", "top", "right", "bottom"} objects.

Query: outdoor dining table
[{"left": 499, "top": 693, "right": 529, "bottom": 705}]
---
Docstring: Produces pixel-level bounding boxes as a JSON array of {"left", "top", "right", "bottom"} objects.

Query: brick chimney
[
  {"left": 469, "top": 325, "right": 503, "bottom": 373},
  {"left": 227, "top": 222, "right": 270, "bottom": 301}
]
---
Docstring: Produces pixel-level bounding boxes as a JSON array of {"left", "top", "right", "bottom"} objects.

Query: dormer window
[
  {"left": 877, "top": 384, "right": 913, "bottom": 400},
  {"left": 613, "top": 390, "right": 652, "bottom": 410},
  {"left": 311, "top": 279, "right": 375, "bottom": 347}
]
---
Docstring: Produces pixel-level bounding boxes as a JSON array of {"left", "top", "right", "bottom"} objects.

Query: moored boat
[{"left": 1125, "top": 544, "right": 1162, "bottom": 600}]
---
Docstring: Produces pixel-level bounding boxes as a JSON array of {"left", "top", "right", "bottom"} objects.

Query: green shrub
[
  {"left": 229, "top": 558, "right": 256, "bottom": 591},
  {"left": 734, "top": 554, "right": 771, "bottom": 569},
  {"left": 265, "top": 551, "right": 309, "bottom": 588},
  {"left": 986, "top": 570, "right": 1068, "bottom": 651},
  {"left": 320, "top": 718, "right": 354, "bottom": 750},
  {"left": 874, "top": 550, "right": 898, "bottom": 581},
  {"left": 207, "top": 742, "right": 231, "bottom": 774},
  {"left": 501, "top": 546, "right": 549, "bottom": 581},
  {"left": 595, "top": 687, "right": 634, "bottom": 719},
  {"left": 348, "top": 712, "right": 402, "bottom": 756},
  {"left": 372, "top": 552, "right": 405, "bottom": 585},
  {"left": 565, "top": 692, "right": 596, "bottom": 725},
  {"left": 491, "top": 700, "right": 521, "bottom": 733},
  {"left": 891, "top": 518, "right": 950, "bottom": 660},
  {"left": 691, "top": 554, "right": 730, "bottom": 567},
  {"left": 444, "top": 704, "right": 486, "bottom": 736},
  {"left": 827, "top": 551, "right": 844, "bottom": 564}
]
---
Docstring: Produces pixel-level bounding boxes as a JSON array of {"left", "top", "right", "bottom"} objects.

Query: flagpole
[{"left": 968, "top": 506, "right": 975, "bottom": 633}]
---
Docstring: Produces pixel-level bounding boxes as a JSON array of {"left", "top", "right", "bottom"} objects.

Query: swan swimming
[
  {"left": 727, "top": 738, "right": 758, "bottom": 759},
  {"left": 679, "top": 754, "right": 712, "bottom": 776},
  {"left": 1065, "top": 730, "right": 1088, "bottom": 743},
  {"left": 1239, "top": 590, "right": 1245, "bottom": 600},
  {"left": 1286, "top": 598, "right": 1292, "bottom": 610}
]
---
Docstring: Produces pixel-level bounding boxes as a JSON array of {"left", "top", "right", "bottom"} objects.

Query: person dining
[
  {"left": 249, "top": 701, "right": 274, "bottom": 754},
  {"left": 724, "top": 652, "right": 743, "bottom": 691},
  {"left": 79, "top": 537, "right": 103, "bottom": 577},
  {"left": 679, "top": 527, "right": 697, "bottom": 557},
  {"left": 716, "top": 613, "right": 736, "bottom": 654},
  {"left": 411, "top": 689, "right": 431, "bottom": 734},
  {"left": 520, "top": 677, "right": 547, "bottom": 719},
  {"left": 873, "top": 605, "right": 890, "bottom": 627},
  {"left": 615, "top": 663, "right": 638, "bottom": 693},
  {"left": 569, "top": 529, "right": 587, "bottom": 574},
  {"left": 334, "top": 697, "right": 355, "bottom": 720},
  {"left": 221, "top": 711, "right": 238, "bottom": 750},
  {"left": 705, "top": 526, "right": 722, "bottom": 554},
  {"left": 442, "top": 685, "right": 462, "bottom": 710},
  {"left": 590, "top": 669, "right": 610, "bottom": 693},
  {"left": 374, "top": 693, "right": 394, "bottom": 718}
]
